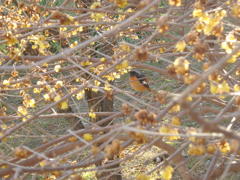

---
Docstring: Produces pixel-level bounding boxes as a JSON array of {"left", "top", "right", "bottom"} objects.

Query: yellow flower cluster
[
  {"left": 193, "top": 9, "right": 226, "bottom": 36},
  {"left": 160, "top": 165, "right": 174, "bottom": 180},
  {"left": 159, "top": 125, "right": 180, "bottom": 141}
]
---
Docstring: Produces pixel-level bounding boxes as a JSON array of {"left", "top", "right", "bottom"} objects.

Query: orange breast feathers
[{"left": 129, "top": 70, "right": 151, "bottom": 92}]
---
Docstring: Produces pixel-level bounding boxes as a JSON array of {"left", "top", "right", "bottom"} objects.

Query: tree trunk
[
  {"left": 85, "top": 88, "right": 122, "bottom": 180},
  {"left": 74, "top": 0, "right": 122, "bottom": 178}
]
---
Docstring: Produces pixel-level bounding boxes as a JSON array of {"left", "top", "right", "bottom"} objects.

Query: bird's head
[{"left": 129, "top": 70, "right": 140, "bottom": 77}]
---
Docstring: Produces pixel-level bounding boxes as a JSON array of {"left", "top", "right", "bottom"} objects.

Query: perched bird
[
  {"left": 129, "top": 70, "right": 179, "bottom": 101},
  {"left": 129, "top": 70, "right": 151, "bottom": 92}
]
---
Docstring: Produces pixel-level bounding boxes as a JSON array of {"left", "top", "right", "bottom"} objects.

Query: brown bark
[
  {"left": 85, "top": 88, "right": 122, "bottom": 180},
  {"left": 77, "top": 0, "right": 121, "bottom": 177}
]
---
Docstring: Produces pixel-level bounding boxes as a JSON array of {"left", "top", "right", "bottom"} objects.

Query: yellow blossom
[
  {"left": 39, "top": 160, "right": 48, "bottom": 167},
  {"left": 43, "top": 94, "right": 51, "bottom": 101},
  {"left": 17, "top": 106, "right": 28, "bottom": 116},
  {"left": 55, "top": 81, "right": 63, "bottom": 89},
  {"left": 70, "top": 41, "right": 78, "bottom": 48},
  {"left": 136, "top": 174, "right": 151, "bottom": 180},
  {"left": 168, "top": 104, "right": 181, "bottom": 113},
  {"left": 221, "top": 42, "right": 233, "bottom": 54},
  {"left": 115, "top": 0, "right": 128, "bottom": 8},
  {"left": 92, "top": 88, "right": 99, "bottom": 92},
  {"left": 83, "top": 133, "right": 93, "bottom": 141},
  {"left": 104, "top": 74, "right": 115, "bottom": 81},
  {"left": 160, "top": 165, "right": 174, "bottom": 180},
  {"left": 94, "top": 80, "right": 101, "bottom": 86},
  {"left": 90, "top": 2, "right": 101, "bottom": 9},
  {"left": 0, "top": 123, "right": 7, "bottom": 130},
  {"left": 59, "top": 101, "right": 69, "bottom": 110},
  {"left": 171, "top": 116, "right": 181, "bottom": 126},
  {"left": 116, "top": 60, "right": 129, "bottom": 72},
  {"left": 194, "top": 9, "right": 226, "bottom": 36},
  {"left": 234, "top": 84, "right": 240, "bottom": 92},
  {"left": 104, "top": 83, "right": 112, "bottom": 91},
  {"left": 185, "top": 95, "right": 193, "bottom": 101},
  {"left": 188, "top": 144, "right": 206, "bottom": 156},
  {"left": 54, "top": 65, "right": 61, "bottom": 72},
  {"left": 175, "top": 40, "right": 186, "bottom": 52},
  {"left": 76, "top": 90, "right": 85, "bottom": 100},
  {"left": 33, "top": 88, "right": 42, "bottom": 94},
  {"left": 3, "top": 80, "right": 10, "bottom": 86},
  {"left": 68, "top": 136, "right": 77, "bottom": 142},
  {"left": 218, "top": 81, "right": 230, "bottom": 94},
  {"left": 54, "top": 94, "right": 61, "bottom": 102},
  {"left": 24, "top": 99, "right": 35, "bottom": 108},
  {"left": 227, "top": 55, "right": 237, "bottom": 63},
  {"left": 77, "top": 26, "right": 83, "bottom": 32},
  {"left": 159, "top": 47, "right": 166, "bottom": 53},
  {"left": 207, "top": 144, "right": 217, "bottom": 154},
  {"left": 159, "top": 125, "right": 180, "bottom": 141},
  {"left": 17, "top": 106, "right": 28, "bottom": 121},
  {"left": 119, "top": 44, "right": 130, "bottom": 52},
  {"left": 91, "top": 13, "right": 106, "bottom": 22},
  {"left": 113, "top": 72, "right": 121, "bottom": 79},
  {"left": 60, "top": 27, "right": 67, "bottom": 32},
  {"left": 232, "top": 4, "right": 240, "bottom": 17},
  {"left": 5, "top": 33, "right": 18, "bottom": 46},
  {"left": 210, "top": 83, "right": 218, "bottom": 94},
  {"left": 80, "top": 60, "right": 92, "bottom": 66},
  {"left": 89, "top": 111, "right": 96, "bottom": 119},
  {"left": 100, "top": 57, "right": 106, "bottom": 62},
  {"left": 193, "top": 9, "right": 203, "bottom": 18},
  {"left": 218, "top": 140, "right": 231, "bottom": 154},
  {"left": 169, "top": 0, "right": 181, "bottom": 6},
  {"left": 173, "top": 57, "right": 190, "bottom": 75}
]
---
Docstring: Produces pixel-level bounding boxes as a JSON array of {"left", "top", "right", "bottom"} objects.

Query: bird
[
  {"left": 129, "top": 70, "right": 179, "bottom": 101},
  {"left": 129, "top": 70, "right": 151, "bottom": 92}
]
